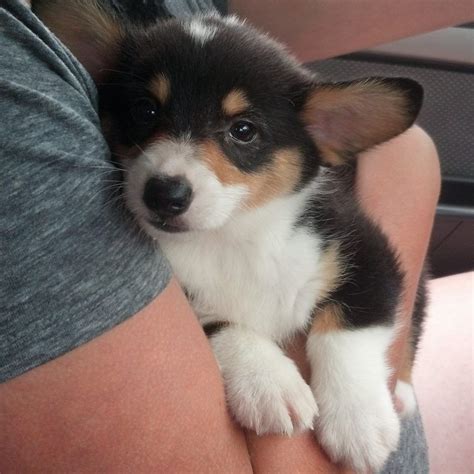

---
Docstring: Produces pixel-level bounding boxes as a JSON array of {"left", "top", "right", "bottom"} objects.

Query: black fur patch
[
  {"left": 106, "top": 0, "right": 171, "bottom": 23},
  {"left": 300, "top": 168, "right": 404, "bottom": 329},
  {"left": 410, "top": 265, "right": 429, "bottom": 351}
]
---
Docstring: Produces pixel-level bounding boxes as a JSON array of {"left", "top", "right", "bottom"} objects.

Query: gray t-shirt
[{"left": 0, "top": 0, "right": 220, "bottom": 383}]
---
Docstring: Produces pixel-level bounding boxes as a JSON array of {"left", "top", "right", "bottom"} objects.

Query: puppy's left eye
[
  {"left": 229, "top": 120, "right": 257, "bottom": 143},
  {"left": 131, "top": 98, "right": 159, "bottom": 124}
]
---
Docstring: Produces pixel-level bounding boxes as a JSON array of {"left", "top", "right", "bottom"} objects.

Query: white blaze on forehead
[
  {"left": 123, "top": 139, "right": 248, "bottom": 232},
  {"left": 187, "top": 19, "right": 218, "bottom": 44}
]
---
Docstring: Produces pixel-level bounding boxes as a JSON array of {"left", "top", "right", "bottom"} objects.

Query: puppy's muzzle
[{"left": 143, "top": 175, "right": 193, "bottom": 219}]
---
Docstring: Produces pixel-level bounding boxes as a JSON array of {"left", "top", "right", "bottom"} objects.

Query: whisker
[
  {"left": 132, "top": 141, "right": 156, "bottom": 164},
  {"left": 43, "top": 154, "right": 126, "bottom": 172},
  {"left": 85, "top": 180, "right": 125, "bottom": 205},
  {"left": 99, "top": 68, "right": 146, "bottom": 82},
  {"left": 111, "top": 151, "right": 137, "bottom": 162},
  {"left": 97, "top": 83, "right": 145, "bottom": 89}
]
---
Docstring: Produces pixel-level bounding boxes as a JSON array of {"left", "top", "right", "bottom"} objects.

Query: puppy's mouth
[{"left": 147, "top": 216, "right": 190, "bottom": 233}]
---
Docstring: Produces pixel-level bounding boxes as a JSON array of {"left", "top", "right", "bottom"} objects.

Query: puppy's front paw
[
  {"left": 316, "top": 385, "right": 400, "bottom": 473},
  {"left": 226, "top": 355, "right": 318, "bottom": 436},
  {"left": 211, "top": 328, "right": 318, "bottom": 436}
]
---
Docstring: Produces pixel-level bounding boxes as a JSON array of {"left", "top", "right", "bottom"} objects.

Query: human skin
[
  {"left": 230, "top": 0, "right": 474, "bottom": 62},
  {"left": 0, "top": 279, "right": 252, "bottom": 473},
  {"left": 0, "top": 1, "right": 447, "bottom": 471}
]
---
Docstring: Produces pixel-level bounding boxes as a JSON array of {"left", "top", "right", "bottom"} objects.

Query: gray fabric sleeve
[
  {"left": 212, "top": 0, "right": 227, "bottom": 14},
  {"left": 381, "top": 410, "right": 429, "bottom": 474},
  {"left": 0, "top": 0, "right": 172, "bottom": 382},
  {"left": 163, "top": 0, "right": 224, "bottom": 16},
  {"left": 106, "top": 0, "right": 226, "bottom": 22}
]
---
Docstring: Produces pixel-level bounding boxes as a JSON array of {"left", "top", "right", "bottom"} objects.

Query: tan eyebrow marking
[
  {"left": 149, "top": 74, "right": 171, "bottom": 105},
  {"left": 222, "top": 89, "right": 250, "bottom": 116}
]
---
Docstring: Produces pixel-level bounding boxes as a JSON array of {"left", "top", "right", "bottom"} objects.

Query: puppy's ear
[
  {"left": 32, "top": 0, "right": 123, "bottom": 83},
  {"left": 300, "top": 77, "right": 423, "bottom": 166}
]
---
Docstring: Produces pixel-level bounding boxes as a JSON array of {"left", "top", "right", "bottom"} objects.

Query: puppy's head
[{"left": 35, "top": 0, "right": 423, "bottom": 235}]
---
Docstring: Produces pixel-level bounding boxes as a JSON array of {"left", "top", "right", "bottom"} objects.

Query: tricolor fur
[{"left": 34, "top": 1, "right": 427, "bottom": 471}]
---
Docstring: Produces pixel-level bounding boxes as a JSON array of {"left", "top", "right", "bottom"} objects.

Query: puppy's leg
[
  {"left": 395, "top": 337, "right": 417, "bottom": 419},
  {"left": 208, "top": 324, "right": 318, "bottom": 436},
  {"left": 307, "top": 304, "right": 400, "bottom": 473},
  {"left": 395, "top": 276, "right": 427, "bottom": 418}
]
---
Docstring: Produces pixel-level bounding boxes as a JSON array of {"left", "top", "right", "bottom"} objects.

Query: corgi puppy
[{"left": 34, "top": 1, "right": 426, "bottom": 471}]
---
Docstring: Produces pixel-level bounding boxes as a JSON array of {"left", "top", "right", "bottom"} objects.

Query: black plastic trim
[
  {"left": 336, "top": 52, "right": 474, "bottom": 75},
  {"left": 437, "top": 205, "right": 474, "bottom": 218}
]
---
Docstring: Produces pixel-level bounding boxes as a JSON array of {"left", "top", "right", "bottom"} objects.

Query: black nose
[{"left": 143, "top": 175, "right": 192, "bottom": 217}]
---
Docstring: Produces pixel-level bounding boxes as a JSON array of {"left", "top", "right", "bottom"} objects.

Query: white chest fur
[{"left": 158, "top": 193, "right": 327, "bottom": 342}]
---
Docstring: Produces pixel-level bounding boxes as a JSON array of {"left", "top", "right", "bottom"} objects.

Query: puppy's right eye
[
  {"left": 131, "top": 98, "right": 159, "bottom": 125},
  {"left": 229, "top": 120, "right": 258, "bottom": 144}
]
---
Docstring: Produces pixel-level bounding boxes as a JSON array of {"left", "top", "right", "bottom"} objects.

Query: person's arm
[
  {"left": 0, "top": 279, "right": 252, "bottom": 472},
  {"left": 230, "top": 0, "right": 474, "bottom": 61}
]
